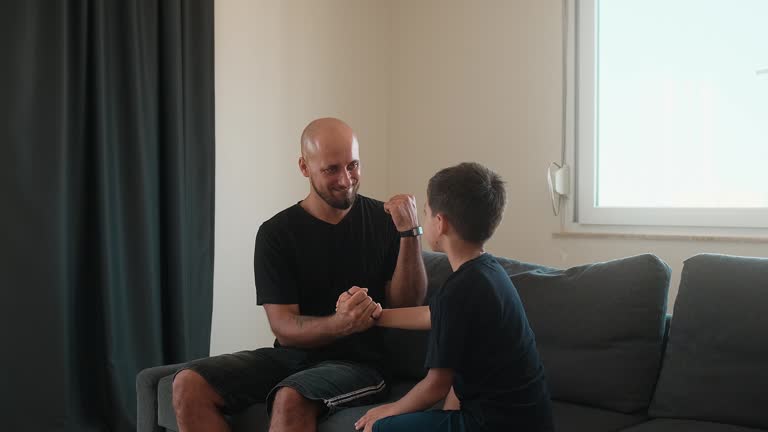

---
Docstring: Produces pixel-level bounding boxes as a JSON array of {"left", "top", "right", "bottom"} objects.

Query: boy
[{"left": 352, "top": 162, "right": 554, "bottom": 432}]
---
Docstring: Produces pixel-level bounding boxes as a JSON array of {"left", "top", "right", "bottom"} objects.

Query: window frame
[{"left": 568, "top": 0, "right": 768, "bottom": 230}]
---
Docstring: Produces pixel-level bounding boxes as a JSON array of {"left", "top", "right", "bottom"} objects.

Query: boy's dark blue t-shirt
[{"left": 425, "top": 253, "right": 554, "bottom": 432}]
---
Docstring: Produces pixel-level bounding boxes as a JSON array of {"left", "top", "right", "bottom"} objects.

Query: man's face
[{"left": 305, "top": 146, "right": 361, "bottom": 210}]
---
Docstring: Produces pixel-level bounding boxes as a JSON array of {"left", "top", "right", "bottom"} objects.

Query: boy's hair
[{"left": 427, "top": 162, "right": 506, "bottom": 244}]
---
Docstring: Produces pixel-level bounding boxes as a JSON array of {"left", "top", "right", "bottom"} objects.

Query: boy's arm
[
  {"left": 443, "top": 386, "right": 460, "bottom": 410},
  {"left": 355, "top": 368, "right": 453, "bottom": 431},
  {"left": 375, "top": 306, "right": 431, "bottom": 330}
]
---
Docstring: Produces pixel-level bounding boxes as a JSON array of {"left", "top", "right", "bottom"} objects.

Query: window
[{"left": 571, "top": 0, "right": 768, "bottom": 228}]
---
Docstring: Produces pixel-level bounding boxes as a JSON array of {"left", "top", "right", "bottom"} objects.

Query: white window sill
[{"left": 553, "top": 231, "right": 768, "bottom": 243}]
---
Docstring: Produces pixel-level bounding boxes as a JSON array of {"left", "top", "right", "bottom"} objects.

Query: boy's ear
[{"left": 435, "top": 213, "right": 449, "bottom": 236}]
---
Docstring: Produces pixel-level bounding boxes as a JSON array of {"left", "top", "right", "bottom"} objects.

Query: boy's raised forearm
[{"left": 375, "top": 306, "right": 431, "bottom": 330}]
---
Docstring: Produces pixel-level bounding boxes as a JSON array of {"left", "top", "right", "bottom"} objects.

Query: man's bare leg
[
  {"left": 269, "top": 387, "right": 323, "bottom": 432},
  {"left": 173, "top": 370, "right": 230, "bottom": 432}
]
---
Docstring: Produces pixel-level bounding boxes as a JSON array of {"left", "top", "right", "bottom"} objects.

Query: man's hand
[
  {"left": 384, "top": 194, "right": 419, "bottom": 232},
  {"left": 334, "top": 286, "right": 383, "bottom": 336},
  {"left": 354, "top": 402, "right": 399, "bottom": 432}
]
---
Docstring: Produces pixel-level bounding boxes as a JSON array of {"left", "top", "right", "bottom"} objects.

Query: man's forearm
[
  {"left": 376, "top": 307, "right": 430, "bottom": 330},
  {"left": 270, "top": 313, "right": 343, "bottom": 349},
  {"left": 387, "top": 237, "right": 427, "bottom": 308}
]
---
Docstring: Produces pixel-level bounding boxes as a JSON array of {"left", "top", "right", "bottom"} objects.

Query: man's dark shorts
[{"left": 175, "top": 347, "right": 389, "bottom": 417}]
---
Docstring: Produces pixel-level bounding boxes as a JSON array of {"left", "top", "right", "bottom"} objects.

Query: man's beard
[{"left": 312, "top": 179, "right": 359, "bottom": 210}]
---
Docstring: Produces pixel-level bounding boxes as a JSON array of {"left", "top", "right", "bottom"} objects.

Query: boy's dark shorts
[{"left": 175, "top": 347, "right": 389, "bottom": 417}]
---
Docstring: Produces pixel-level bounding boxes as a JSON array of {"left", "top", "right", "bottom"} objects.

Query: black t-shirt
[
  {"left": 254, "top": 195, "right": 400, "bottom": 364},
  {"left": 426, "top": 253, "right": 554, "bottom": 432}
]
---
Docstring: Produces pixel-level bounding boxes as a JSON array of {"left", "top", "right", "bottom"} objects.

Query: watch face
[{"left": 400, "top": 227, "right": 423, "bottom": 237}]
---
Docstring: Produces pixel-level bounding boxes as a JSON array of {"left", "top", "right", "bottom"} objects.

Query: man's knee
[
  {"left": 172, "top": 369, "right": 222, "bottom": 415},
  {"left": 272, "top": 386, "right": 321, "bottom": 417}
]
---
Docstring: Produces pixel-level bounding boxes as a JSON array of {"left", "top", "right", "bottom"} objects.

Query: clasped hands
[{"left": 334, "top": 286, "right": 382, "bottom": 336}]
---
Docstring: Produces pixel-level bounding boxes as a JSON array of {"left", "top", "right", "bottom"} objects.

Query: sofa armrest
[{"left": 136, "top": 362, "right": 188, "bottom": 432}]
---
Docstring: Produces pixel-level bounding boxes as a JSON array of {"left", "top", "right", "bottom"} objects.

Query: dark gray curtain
[{"left": 0, "top": 1, "right": 215, "bottom": 431}]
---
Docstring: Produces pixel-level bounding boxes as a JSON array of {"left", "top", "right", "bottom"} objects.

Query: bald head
[
  {"left": 300, "top": 117, "right": 358, "bottom": 161},
  {"left": 298, "top": 118, "right": 362, "bottom": 211}
]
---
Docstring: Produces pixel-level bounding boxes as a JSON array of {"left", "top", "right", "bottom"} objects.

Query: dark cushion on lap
[{"left": 649, "top": 254, "right": 768, "bottom": 430}]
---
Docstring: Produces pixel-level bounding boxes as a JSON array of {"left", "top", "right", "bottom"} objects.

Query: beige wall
[
  {"left": 212, "top": 0, "right": 391, "bottom": 355},
  {"left": 213, "top": 0, "right": 767, "bottom": 353},
  {"left": 388, "top": 0, "right": 768, "bottom": 307}
]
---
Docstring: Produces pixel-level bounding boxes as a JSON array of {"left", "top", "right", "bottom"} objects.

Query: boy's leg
[
  {"left": 372, "top": 410, "right": 466, "bottom": 432},
  {"left": 172, "top": 347, "right": 307, "bottom": 432}
]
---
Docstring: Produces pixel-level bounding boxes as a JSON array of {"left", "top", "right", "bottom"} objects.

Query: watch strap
[{"left": 399, "top": 226, "right": 423, "bottom": 238}]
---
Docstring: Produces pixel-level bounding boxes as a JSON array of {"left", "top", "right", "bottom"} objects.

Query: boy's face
[{"left": 423, "top": 202, "right": 444, "bottom": 253}]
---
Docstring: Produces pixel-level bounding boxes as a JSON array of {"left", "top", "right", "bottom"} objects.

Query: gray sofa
[{"left": 137, "top": 252, "right": 768, "bottom": 432}]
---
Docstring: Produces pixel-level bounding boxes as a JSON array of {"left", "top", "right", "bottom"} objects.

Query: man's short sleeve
[
  {"left": 425, "top": 287, "right": 471, "bottom": 370},
  {"left": 254, "top": 223, "right": 298, "bottom": 305}
]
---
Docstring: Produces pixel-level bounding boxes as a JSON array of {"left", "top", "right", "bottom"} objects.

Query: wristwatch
[{"left": 399, "top": 226, "right": 423, "bottom": 238}]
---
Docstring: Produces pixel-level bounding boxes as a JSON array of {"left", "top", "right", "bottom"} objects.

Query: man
[{"left": 172, "top": 118, "right": 427, "bottom": 432}]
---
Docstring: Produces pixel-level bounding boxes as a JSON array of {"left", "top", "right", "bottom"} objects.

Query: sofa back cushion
[
  {"left": 513, "top": 254, "right": 671, "bottom": 413},
  {"left": 649, "top": 254, "right": 768, "bottom": 429}
]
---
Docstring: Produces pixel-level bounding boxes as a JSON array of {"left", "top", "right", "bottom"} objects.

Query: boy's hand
[
  {"left": 384, "top": 194, "right": 419, "bottom": 232},
  {"left": 355, "top": 403, "right": 399, "bottom": 432}
]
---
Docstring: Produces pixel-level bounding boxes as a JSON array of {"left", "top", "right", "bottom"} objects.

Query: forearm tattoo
[{"left": 294, "top": 315, "right": 315, "bottom": 329}]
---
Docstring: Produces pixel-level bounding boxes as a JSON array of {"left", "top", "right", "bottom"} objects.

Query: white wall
[
  {"left": 387, "top": 0, "right": 768, "bottom": 306},
  {"left": 212, "top": 0, "right": 391, "bottom": 354}
]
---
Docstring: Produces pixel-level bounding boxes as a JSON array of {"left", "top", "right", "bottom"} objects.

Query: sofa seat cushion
[
  {"left": 158, "top": 374, "right": 418, "bottom": 432},
  {"left": 513, "top": 254, "right": 671, "bottom": 413},
  {"left": 649, "top": 254, "right": 768, "bottom": 430},
  {"left": 621, "top": 419, "right": 767, "bottom": 432},
  {"left": 551, "top": 401, "right": 648, "bottom": 432}
]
